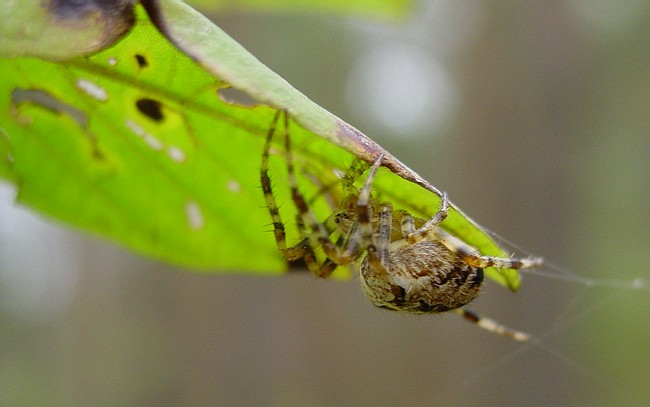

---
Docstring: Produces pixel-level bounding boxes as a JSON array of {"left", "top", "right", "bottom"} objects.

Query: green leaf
[
  {"left": 0, "top": 0, "right": 522, "bottom": 289},
  {"left": 187, "top": 0, "right": 415, "bottom": 20}
]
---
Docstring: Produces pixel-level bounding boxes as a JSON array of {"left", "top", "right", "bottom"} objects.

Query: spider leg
[
  {"left": 454, "top": 308, "right": 530, "bottom": 342},
  {"left": 260, "top": 111, "right": 290, "bottom": 254},
  {"left": 366, "top": 202, "right": 392, "bottom": 275},
  {"left": 260, "top": 110, "right": 318, "bottom": 266},
  {"left": 432, "top": 227, "right": 543, "bottom": 270},
  {"left": 355, "top": 154, "right": 384, "bottom": 251},
  {"left": 281, "top": 113, "right": 347, "bottom": 274},
  {"left": 403, "top": 191, "right": 542, "bottom": 270},
  {"left": 404, "top": 191, "right": 449, "bottom": 243},
  {"left": 355, "top": 154, "right": 392, "bottom": 275},
  {"left": 281, "top": 112, "right": 384, "bottom": 274}
]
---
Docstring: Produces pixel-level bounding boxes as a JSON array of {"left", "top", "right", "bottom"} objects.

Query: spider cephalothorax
[{"left": 260, "top": 110, "right": 542, "bottom": 341}]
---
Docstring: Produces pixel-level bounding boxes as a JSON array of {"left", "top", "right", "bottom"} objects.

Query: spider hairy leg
[
  {"left": 403, "top": 192, "right": 543, "bottom": 271},
  {"left": 455, "top": 308, "right": 531, "bottom": 342},
  {"left": 355, "top": 154, "right": 384, "bottom": 252},
  {"left": 356, "top": 155, "right": 392, "bottom": 276},
  {"left": 262, "top": 110, "right": 369, "bottom": 278},
  {"left": 365, "top": 202, "right": 392, "bottom": 276},
  {"left": 403, "top": 191, "right": 450, "bottom": 243},
  {"left": 260, "top": 111, "right": 288, "bottom": 252},
  {"left": 260, "top": 111, "right": 318, "bottom": 268},
  {"left": 432, "top": 228, "right": 544, "bottom": 270},
  {"left": 282, "top": 114, "right": 370, "bottom": 274}
]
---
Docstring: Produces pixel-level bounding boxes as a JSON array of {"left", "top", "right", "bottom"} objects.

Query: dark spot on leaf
[
  {"left": 135, "top": 54, "right": 148, "bottom": 68},
  {"left": 136, "top": 98, "right": 164, "bottom": 122}
]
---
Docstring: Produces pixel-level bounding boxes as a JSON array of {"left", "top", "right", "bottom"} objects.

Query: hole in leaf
[
  {"left": 135, "top": 54, "right": 148, "bottom": 68},
  {"left": 135, "top": 98, "right": 164, "bottom": 122}
]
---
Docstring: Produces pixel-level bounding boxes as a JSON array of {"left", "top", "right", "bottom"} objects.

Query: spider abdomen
[{"left": 359, "top": 240, "right": 484, "bottom": 314}]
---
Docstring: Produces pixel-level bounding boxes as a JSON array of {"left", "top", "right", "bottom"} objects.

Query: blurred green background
[{"left": 1, "top": 1, "right": 649, "bottom": 406}]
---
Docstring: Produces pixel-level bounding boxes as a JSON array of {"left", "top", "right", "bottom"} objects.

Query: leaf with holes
[{"left": 0, "top": 0, "right": 524, "bottom": 289}]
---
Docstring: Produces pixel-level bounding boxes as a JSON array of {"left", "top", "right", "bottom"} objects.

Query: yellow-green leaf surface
[{"left": 0, "top": 0, "right": 521, "bottom": 289}]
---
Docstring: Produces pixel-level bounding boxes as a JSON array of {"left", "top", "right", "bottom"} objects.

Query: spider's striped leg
[
  {"left": 350, "top": 154, "right": 391, "bottom": 276},
  {"left": 402, "top": 191, "right": 543, "bottom": 271},
  {"left": 365, "top": 202, "right": 392, "bottom": 275},
  {"left": 354, "top": 154, "right": 384, "bottom": 253},
  {"left": 454, "top": 308, "right": 531, "bottom": 342},
  {"left": 280, "top": 112, "right": 349, "bottom": 275},
  {"left": 260, "top": 111, "right": 290, "bottom": 254},
  {"left": 432, "top": 228, "right": 543, "bottom": 270},
  {"left": 281, "top": 113, "right": 381, "bottom": 275},
  {"left": 260, "top": 110, "right": 318, "bottom": 269},
  {"left": 315, "top": 210, "right": 358, "bottom": 276},
  {"left": 404, "top": 191, "right": 449, "bottom": 244}
]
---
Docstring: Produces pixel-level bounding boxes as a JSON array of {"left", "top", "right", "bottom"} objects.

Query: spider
[{"left": 260, "top": 111, "right": 543, "bottom": 341}]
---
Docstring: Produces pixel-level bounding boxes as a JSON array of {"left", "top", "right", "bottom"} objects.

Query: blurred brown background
[{"left": 1, "top": 1, "right": 649, "bottom": 406}]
